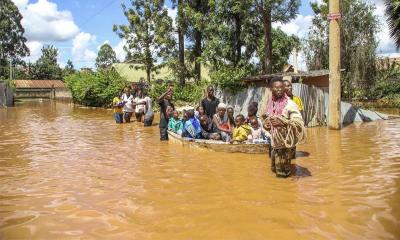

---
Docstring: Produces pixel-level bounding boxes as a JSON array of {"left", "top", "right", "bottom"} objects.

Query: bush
[
  {"left": 65, "top": 69, "right": 128, "bottom": 107},
  {"left": 368, "top": 60, "right": 400, "bottom": 103},
  {"left": 149, "top": 79, "right": 206, "bottom": 106},
  {"left": 209, "top": 64, "right": 251, "bottom": 94}
]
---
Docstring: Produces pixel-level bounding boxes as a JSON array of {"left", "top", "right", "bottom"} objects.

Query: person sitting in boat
[
  {"left": 246, "top": 102, "right": 263, "bottom": 126},
  {"left": 195, "top": 105, "right": 206, "bottom": 120},
  {"left": 168, "top": 110, "right": 183, "bottom": 135},
  {"left": 182, "top": 109, "right": 202, "bottom": 139},
  {"left": 227, "top": 106, "right": 235, "bottom": 128},
  {"left": 230, "top": 114, "right": 252, "bottom": 144},
  {"left": 264, "top": 77, "right": 305, "bottom": 178},
  {"left": 248, "top": 118, "right": 270, "bottom": 144},
  {"left": 212, "top": 103, "right": 231, "bottom": 142},
  {"left": 199, "top": 115, "right": 221, "bottom": 140}
]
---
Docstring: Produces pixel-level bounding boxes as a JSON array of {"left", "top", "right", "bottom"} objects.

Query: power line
[{"left": 79, "top": 0, "right": 120, "bottom": 28}]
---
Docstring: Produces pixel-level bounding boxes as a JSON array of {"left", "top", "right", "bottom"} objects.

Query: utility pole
[{"left": 328, "top": 0, "right": 341, "bottom": 130}]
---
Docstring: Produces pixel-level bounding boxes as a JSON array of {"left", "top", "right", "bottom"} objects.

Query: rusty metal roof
[{"left": 13, "top": 80, "right": 66, "bottom": 89}]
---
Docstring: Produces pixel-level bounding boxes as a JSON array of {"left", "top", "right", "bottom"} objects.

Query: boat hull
[{"left": 167, "top": 131, "right": 269, "bottom": 154}]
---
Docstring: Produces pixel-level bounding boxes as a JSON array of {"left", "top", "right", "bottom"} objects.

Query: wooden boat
[{"left": 167, "top": 131, "right": 269, "bottom": 154}]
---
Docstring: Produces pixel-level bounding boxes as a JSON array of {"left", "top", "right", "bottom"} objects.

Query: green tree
[
  {"left": 0, "top": 0, "right": 29, "bottom": 80},
  {"left": 63, "top": 59, "right": 75, "bottom": 78},
  {"left": 385, "top": 0, "right": 400, "bottom": 48},
  {"left": 199, "top": 0, "right": 300, "bottom": 92},
  {"left": 113, "top": 0, "right": 175, "bottom": 82},
  {"left": 95, "top": 43, "right": 117, "bottom": 69},
  {"left": 303, "top": 0, "right": 378, "bottom": 99},
  {"left": 170, "top": 0, "right": 187, "bottom": 85},
  {"left": 184, "top": 0, "right": 210, "bottom": 81},
  {"left": 203, "top": 0, "right": 255, "bottom": 67},
  {"left": 30, "top": 45, "right": 62, "bottom": 80},
  {"left": 254, "top": 0, "right": 300, "bottom": 73}
]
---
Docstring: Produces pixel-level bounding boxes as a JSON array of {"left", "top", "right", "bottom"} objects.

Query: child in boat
[
  {"left": 246, "top": 102, "right": 262, "bottom": 124},
  {"left": 199, "top": 115, "right": 221, "bottom": 140},
  {"left": 168, "top": 110, "right": 183, "bottom": 135},
  {"left": 212, "top": 103, "right": 231, "bottom": 142},
  {"left": 230, "top": 114, "right": 252, "bottom": 144},
  {"left": 248, "top": 117, "right": 270, "bottom": 144},
  {"left": 195, "top": 106, "right": 206, "bottom": 119},
  {"left": 227, "top": 106, "right": 235, "bottom": 128},
  {"left": 182, "top": 109, "right": 202, "bottom": 139},
  {"left": 112, "top": 92, "right": 124, "bottom": 124}
]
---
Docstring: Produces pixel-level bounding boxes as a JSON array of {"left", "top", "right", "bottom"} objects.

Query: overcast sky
[{"left": 11, "top": 0, "right": 400, "bottom": 70}]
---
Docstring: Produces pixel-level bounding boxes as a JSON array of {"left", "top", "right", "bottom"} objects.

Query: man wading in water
[
  {"left": 264, "top": 78, "right": 305, "bottom": 177},
  {"left": 158, "top": 87, "right": 174, "bottom": 141}
]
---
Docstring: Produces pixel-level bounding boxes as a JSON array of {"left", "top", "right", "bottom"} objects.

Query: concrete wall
[
  {"left": 15, "top": 88, "right": 72, "bottom": 101},
  {"left": 15, "top": 89, "right": 52, "bottom": 99},
  {"left": 0, "top": 82, "right": 14, "bottom": 107},
  {"left": 54, "top": 89, "right": 72, "bottom": 101}
]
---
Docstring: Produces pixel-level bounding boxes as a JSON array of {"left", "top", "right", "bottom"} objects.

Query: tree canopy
[
  {"left": 254, "top": 0, "right": 300, "bottom": 73},
  {"left": 113, "top": 0, "right": 175, "bottom": 82},
  {"left": 303, "top": 0, "right": 378, "bottom": 99},
  {"left": 30, "top": 45, "right": 62, "bottom": 80},
  {"left": 385, "top": 0, "right": 400, "bottom": 49},
  {"left": 0, "top": 0, "right": 29, "bottom": 79},
  {"left": 95, "top": 43, "right": 117, "bottom": 69}
]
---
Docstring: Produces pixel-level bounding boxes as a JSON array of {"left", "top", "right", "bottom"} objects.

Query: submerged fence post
[{"left": 328, "top": 0, "right": 342, "bottom": 130}]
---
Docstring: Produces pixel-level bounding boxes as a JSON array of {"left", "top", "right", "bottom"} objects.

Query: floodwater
[{"left": 0, "top": 100, "right": 399, "bottom": 240}]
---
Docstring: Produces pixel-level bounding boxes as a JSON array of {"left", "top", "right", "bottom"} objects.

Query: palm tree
[{"left": 385, "top": 0, "right": 400, "bottom": 48}]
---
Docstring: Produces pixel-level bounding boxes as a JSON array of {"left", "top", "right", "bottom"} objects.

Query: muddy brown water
[{"left": 1, "top": 100, "right": 399, "bottom": 239}]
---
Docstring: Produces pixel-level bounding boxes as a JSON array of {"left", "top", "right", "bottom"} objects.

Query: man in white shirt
[{"left": 121, "top": 88, "right": 135, "bottom": 123}]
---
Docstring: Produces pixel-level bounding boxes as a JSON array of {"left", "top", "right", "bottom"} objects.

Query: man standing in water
[
  {"left": 201, "top": 86, "right": 220, "bottom": 119},
  {"left": 158, "top": 87, "right": 174, "bottom": 141},
  {"left": 283, "top": 80, "right": 304, "bottom": 116},
  {"left": 264, "top": 78, "right": 305, "bottom": 177}
]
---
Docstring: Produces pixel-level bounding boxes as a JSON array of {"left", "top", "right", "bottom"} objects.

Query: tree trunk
[
  {"left": 178, "top": 0, "right": 185, "bottom": 86},
  {"left": 194, "top": 0, "right": 202, "bottom": 81},
  {"left": 194, "top": 29, "right": 202, "bottom": 81},
  {"left": 234, "top": 14, "right": 242, "bottom": 66},
  {"left": 263, "top": 8, "right": 273, "bottom": 74},
  {"left": 146, "top": 67, "right": 151, "bottom": 82}
]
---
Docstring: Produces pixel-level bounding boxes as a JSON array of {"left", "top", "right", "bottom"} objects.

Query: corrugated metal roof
[{"left": 14, "top": 80, "right": 66, "bottom": 89}]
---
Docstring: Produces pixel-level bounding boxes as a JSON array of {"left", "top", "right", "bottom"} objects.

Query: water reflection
[{"left": 0, "top": 100, "right": 399, "bottom": 239}]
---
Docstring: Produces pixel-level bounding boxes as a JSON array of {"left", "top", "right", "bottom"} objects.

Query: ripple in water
[{"left": 0, "top": 100, "right": 399, "bottom": 239}]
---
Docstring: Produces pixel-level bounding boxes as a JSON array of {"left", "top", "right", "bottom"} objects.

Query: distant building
[{"left": 13, "top": 80, "right": 71, "bottom": 100}]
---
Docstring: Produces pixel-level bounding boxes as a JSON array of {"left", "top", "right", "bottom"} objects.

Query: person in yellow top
[
  {"left": 230, "top": 114, "right": 252, "bottom": 143},
  {"left": 112, "top": 92, "right": 124, "bottom": 124},
  {"left": 283, "top": 80, "right": 304, "bottom": 114}
]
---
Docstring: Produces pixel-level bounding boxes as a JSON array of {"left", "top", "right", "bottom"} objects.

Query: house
[{"left": 13, "top": 80, "right": 71, "bottom": 100}]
